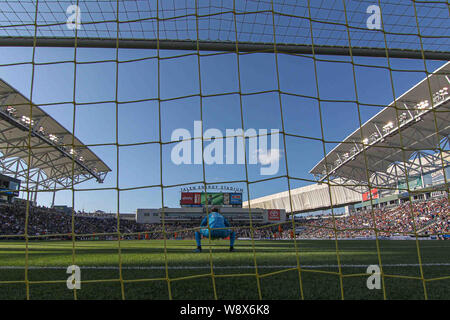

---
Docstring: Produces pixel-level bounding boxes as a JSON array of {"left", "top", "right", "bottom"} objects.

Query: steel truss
[
  {"left": 315, "top": 92, "right": 449, "bottom": 183},
  {"left": 320, "top": 137, "right": 450, "bottom": 194},
  {"left": 0, "top": 89, "right": 109, "bottom": 203},
  {"left": 0, "top": 156, "right": 106, "bottom": 202}
]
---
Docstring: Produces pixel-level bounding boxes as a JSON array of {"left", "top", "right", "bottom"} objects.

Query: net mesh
[
  {"left": 0, "top": 0, "right": 449, "bottom": 52},
  {"left": 0, "top": 0, "right": 448, "bottom": 300}
]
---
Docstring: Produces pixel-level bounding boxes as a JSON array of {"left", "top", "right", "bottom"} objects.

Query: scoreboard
[
  {"left": 181, "top": 192, "right": 242, "bottom": 207},
  {"left": 0, "top": 173, "right": 21, "bottom": 203}
]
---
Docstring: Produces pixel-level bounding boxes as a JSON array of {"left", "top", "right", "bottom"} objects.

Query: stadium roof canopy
[
  {"left": 243, "top": 181, "right": 361, "bottom": 214},
  {"left": 0, "top": 79, "right": 110, "bottom": 193},
  {"left": 310, "top": 62, "right": 450, "bottom": 189}
]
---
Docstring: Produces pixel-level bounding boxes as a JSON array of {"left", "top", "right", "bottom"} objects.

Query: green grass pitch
[{"left": 0, "top": 239, "right": 449, "bottom": 300}]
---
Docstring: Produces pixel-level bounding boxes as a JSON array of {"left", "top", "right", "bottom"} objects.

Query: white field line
[{"left": 0, "top": 263, "right": 450, "bottom": 270}]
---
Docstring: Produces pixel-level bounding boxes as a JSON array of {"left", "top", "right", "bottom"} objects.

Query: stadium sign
[
  {"left": 229, "top": 193, "right": 243, "bottom": 205},
  {"left": 362, "top": 188, "right": 378, "bottom": 201},
  {"left": 181, "top": 191, "right": 243, "bottom": 207},
  {"left": 181, "top": 185, "right": 243, "bottom": 193},
  {"left": 267, "top": 209, "right": 281, "bottom": 221}
]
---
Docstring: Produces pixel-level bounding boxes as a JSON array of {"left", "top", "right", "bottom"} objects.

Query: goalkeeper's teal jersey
[
  {"left": 200, "top": 212, "right": 229, "bottom": 229},
  {"left": 196, "top": 212, "right": 235, "bottom": 244}
]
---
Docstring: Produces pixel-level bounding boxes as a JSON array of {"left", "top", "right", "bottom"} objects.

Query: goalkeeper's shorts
[{"left": 200, "top": 228, "right": 230, "bottom": 239}]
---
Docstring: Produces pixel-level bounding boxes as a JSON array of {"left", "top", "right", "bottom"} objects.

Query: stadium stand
[
  {"left": 296, "top": 197, "right": 449, "bottom": 239},
  {"left": 0, "top": 202, "right": 277, "bottom": 240},
  {"left": 1, "top": 197, "right": 447, "bottom": 241}
]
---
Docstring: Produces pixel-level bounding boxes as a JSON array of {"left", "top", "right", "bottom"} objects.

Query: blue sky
[{"left": 0, "top": 45, "right": 446, "bottom": 213}]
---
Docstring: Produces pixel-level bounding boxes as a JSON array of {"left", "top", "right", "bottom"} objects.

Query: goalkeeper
[{"left": 195, "top": 207, "right": 236, "bottom": 252}]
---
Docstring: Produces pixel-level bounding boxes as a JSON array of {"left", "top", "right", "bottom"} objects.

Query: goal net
[{"left": 0, "top": 0, "right": 448, "bottom": 300}]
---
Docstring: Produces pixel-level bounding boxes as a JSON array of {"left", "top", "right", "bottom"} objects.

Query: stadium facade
[{"left": 136, "top": 206, "right": 286, "bottom": 224}]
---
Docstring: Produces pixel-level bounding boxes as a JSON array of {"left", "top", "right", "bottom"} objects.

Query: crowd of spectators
[
  {"left": 0, "top": 203, "right": 278, "bottom": 240},
  {"left": 296, "top": 197, "right": 449, "bottom": 239},
  {"left": 0, "top": 197, "right": 448, "bottom": 241},
  {"left": 0, "top": 203, "right": 149, "bottom": 240}
]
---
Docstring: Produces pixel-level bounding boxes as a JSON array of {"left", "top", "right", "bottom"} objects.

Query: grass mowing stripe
[{"left": 1, "top": 263, "right": 450, "bottom": 270}]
